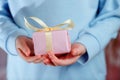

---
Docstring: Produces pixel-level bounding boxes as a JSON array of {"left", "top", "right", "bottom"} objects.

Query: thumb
[
  {"left": 19, "top": 42, "right": 31, "bottom": 56},
  {"left": 71, "top": 48, "right": 82, "bottom": 56},
  {"left": 71, "top": 43, "right": 86, "bottom": 56}
]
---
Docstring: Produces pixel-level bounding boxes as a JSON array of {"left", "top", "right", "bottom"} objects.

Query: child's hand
[
  {"left": 16, "top": 36, "right": 43, "bottom": 63},
  {"left": 43, "top": 43, "right": 86, "bottom": 66}
]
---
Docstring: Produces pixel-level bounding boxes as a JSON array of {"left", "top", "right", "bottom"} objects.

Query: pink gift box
[{"left": 32, "top": 30, "right": 71, "bottom": 55}]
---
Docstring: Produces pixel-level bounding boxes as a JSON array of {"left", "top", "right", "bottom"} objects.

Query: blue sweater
[{"left": 0, "top": 0, "right": 120, "bottom": 80}]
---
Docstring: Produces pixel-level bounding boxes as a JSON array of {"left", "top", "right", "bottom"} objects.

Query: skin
[
  {"left": 16, "top": 36, "right": 43, "bottom": 63},
  {"left": 16, "top": 36, "right": 86, "bottom": 66}
]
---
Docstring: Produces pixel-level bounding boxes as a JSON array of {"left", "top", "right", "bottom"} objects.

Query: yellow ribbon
[{"left": 24, "top": 17, "right": 74, "bottom": 52}]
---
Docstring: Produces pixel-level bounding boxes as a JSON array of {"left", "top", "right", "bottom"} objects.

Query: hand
[
  {"left": 16, "top": 36, "right": 43, "bottom": 63},
  {"left": 43, "top": 43, "right": 86, "bottom": 66}
]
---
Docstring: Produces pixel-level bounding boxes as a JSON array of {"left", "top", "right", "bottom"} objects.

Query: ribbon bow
[{"left": 24, "top": 17, "right": 74, "bottom": 32}]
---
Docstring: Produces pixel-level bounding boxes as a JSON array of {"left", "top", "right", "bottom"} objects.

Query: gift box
[
  {"left": 33, "top": 30, "right": 71, "bottom": 55},
  {"left": 24, "top": 17, "right": 74, "bottom": 55}
]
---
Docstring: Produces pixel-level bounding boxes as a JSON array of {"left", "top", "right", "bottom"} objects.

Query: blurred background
[
  {"left": 0, "top": 31, "right": 120, "bottom": 80},
  {"left": 0, "top": 48, "right": 7, "bottom": 80}
]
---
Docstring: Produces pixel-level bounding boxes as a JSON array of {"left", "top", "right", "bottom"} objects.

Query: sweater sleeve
[
  {"left": 0, "top": 0, "right": 29, "bottom": 56},
  {"left": 75, "top": 0, "right": 120, "bottom": 64}
]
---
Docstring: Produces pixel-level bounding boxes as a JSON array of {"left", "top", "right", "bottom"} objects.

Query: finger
[
  {"left": 48, "top": 52, "right": 80, "bottom": 66},
  {"left": 48, "top": 52, "right": 60, "bottom": 66},
  {"left": 19, "top": 42, "right": 31, "bottom": 56},
  {"left": 17, "top": 48, "right": 27, "bottom": 59},
  {"left": 43, "top": 59, "right": 51, "bottom": 65},
  {"left": 43, "top": 58, "right": 55, "bottom": 66},
  {"left": 62, "top": 55, "right": 80, "bottom": 66},
  {"left": 42, "top": 54, "right": 55, "bottom": 66},
  {"left": 26, "top": 55, "right": 41, "bottom": 63},
  {"left": 18, "top": 48, "right": 41, "bottom": 63},
  {"left": 55, "top": 55, "right": 80, "bottom": 66},
  {"left": 33, "top": 59, "right": 43, "bottom": 63},
  {"left": 33, "top": 56, "right": 44, "bottom": 63}
]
